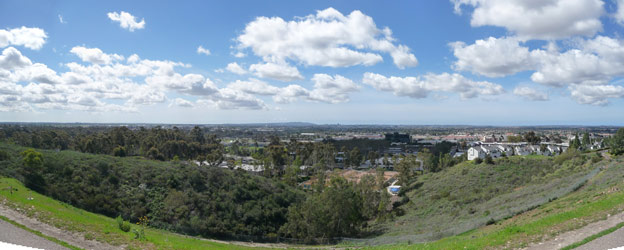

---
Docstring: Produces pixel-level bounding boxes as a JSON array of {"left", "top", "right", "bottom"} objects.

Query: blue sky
[{"left": 1, "top": 0, "right": 624, "bottom": 125}]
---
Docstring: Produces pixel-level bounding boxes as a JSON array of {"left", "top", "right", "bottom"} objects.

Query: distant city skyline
[{"left": 1, "top": 0, "right": 624, "bottom": 125}]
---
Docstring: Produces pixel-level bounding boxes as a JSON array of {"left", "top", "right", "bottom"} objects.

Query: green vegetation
[
  {"left": 609, "top": 127, "right": 624, "bottom": 155},
  {"left": 0, "top": 177, "right": 263, "bottom": 249},
  {"left": 0, "top": 142, "right": 304, "bottom": 240},
  {"left": 355, "top": 153, "right": 624, "bottom": 249},
  {"left": 360, "top": 154, "right": 600, "bottom": 245}
]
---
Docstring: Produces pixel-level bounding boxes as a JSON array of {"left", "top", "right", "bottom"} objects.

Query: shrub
[
  {"left": 474, "top": 158, "right": 483, "bottom": 164},
  {"left": 116, "top": 215, "right": 131, "bottom": 232},
  {"left": 0, "top": 150, "right": 9, "bottom": 161},
  {"left": 484, "top": 155, "right": 494, "bottom": 165}
]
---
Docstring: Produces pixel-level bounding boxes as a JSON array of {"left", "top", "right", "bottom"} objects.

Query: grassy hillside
[
  {"left": 351, "top": 152, "right": 623, "bottom": 249},
  {"left": 0, "top": 142, "right": 304, "bottom": 241},
  {"left": 0, "top": 177, "right": 266, "bottom": 250},
  {"left": 358, "top": 153, "right": 602, "bottom": 245}
]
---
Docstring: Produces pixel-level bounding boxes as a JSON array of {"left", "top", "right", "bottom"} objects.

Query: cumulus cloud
[
  {"left": 530, "top": 36, "right": 624, "bottom": 87},
  {"left": 513, "top": 86, "right": 549, "bottom": 101},
  {"left": 226, "top": 78, "right": 280, "bottom": 95},
  {"left": 237, "top": 7, "right": 418, "bottom": 69},
  {"left": 225, "top": 62, "right": 247, "bottom": 75},
  {"left": 0, "top": 45, "right": 275, "bottom": 112},
  {"left": 450, "top": 37, "right": 536, "bottom": 77},
  {"left": 362, "top": 72, "right": 504, "bottom": 99},
  {"left": 0, "top": 47, "right": 32, "bottom": 70},
  {"left": 615, "top": 0, "right": 624, "bottom": 25},
  {"left": 212, "top": 88, "right": 268, "bottom": 110},
  {"left": 226, "top": 78, "right": 310, "bottom": 104},
  {"left": 451, "top": 0, "right": 604, "bottom": 40},
  {"left": 0, "top": 27, "right": 47, "bottom": 50},
  {"left": 58, "top": 15, "right": 66, "bottom": 24},
  {"left": 70, "top": 46, "right": 124, "bottom": 64},
  {"left": 107, "top": 11, "right": 145, "bottom": 31},
  {"left": 249, "top": 62, "right": 302, "bottom": 81},
  {"left": 308, "top": 74, "right": 359, "bottom": 103},
  {"left": 169, "top": 98, "right": 194, "bottom": 108},
  {"left": 570, "top": 84, "right": 624, "bottom": 106},
  {"left": 197, "top": 46, "right": 211, "bottom": 56}
]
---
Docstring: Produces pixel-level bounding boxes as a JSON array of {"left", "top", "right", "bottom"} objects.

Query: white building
[{"left": 467, "top": 145, "right": 502, "bottom": 160}]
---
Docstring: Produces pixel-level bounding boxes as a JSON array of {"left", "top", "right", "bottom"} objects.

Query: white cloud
[
  {"left": 569, "top": 84, "right": 624, "bottom": 106},
  {"left": 0, "top": 27, "right": 47, "bottom": 50},
  {"left": 107, "top": 11, "right": 145, "bottom": 31},
  {"left": 226, "top": 62, "right": 247, "bottom": 75},
  {"left": 197, "top": 46, "right": 211, "bottom": 56},
  {"left": 615, "top": 0, "right": 624, "bottom": 26},
  {"left": 58, "top": 15, "right": 66, "bottom": 24},
  {"left": 308, "top": 74, "right": 359, "bottom": 103},
  {"left": 530, "top": 36, "right": 624, "bottom": 87},
  {"left": 169, "top": 98, "right": 194, "bottom": 108},
  {"left": 363, "top": 72, "right": 504, "bottom": 99},
  {"left": 0, "top": 47, "right": 32, "bottom": 70},
  {"left": 233, "top": 51, "right": 246, "bottom": 58},
  {"left": 226, "top": 78, "right": 280, "bottom": 95},
  {"left": 274, "top": 84, "right": 310, "bottom": 104},
  {"left": 249, "top": 62, "right": 302, "bottom": 81},
  {"left": 225, "top": 78, "right": 309, "bottom": 104},
  {"left": 70, "top": 46, "right": 124, "bottom": 65},
  {"left": 451, "top": 0, "right": 604, "bottom": 40},
  {"left": 513, "top": 86, "right": 549, "bottom": 101},
  {"left": 237, "top": 7, "right": 418, "bottom": 69},
  {"left": 212, "top": 88, "right": 268, "bottom": 110},
  {"left": 450, "top": 37, "right": 536, "bottom": 77}
]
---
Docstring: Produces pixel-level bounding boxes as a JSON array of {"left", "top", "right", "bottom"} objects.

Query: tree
[
  {"left": 609, "top": 128, "right": 624, "bottom": 156},
  {"left": 21, "top": 149, "right": 45, "bottom": 192},
  {"left": 113, "top": 146, "right": 127, "bottom": 157},
  {"left": 190, "top": 126, "right": 205, "bottom": 144},
  {"left": 507, "top": 135, "right": 523, "bottom": 143},
  {"left": 367, "top": 151, "right": 379, "bottom": 167},
  {"left": 484, "top": 154, "right": 494, "bottom": 164},
  {"left": 582, "top": 132, "right": 591, "bottom": 147},
  {"left": 474, "top": 157, "right": 483, "bottom": 164},
  {"left": 279, "top": 176, "right": 363, "bottom": 241},
  {"left": 349, "top": 147, "right": 362, "bottom": 168},
  {"left": 524, "top": 131, "right": 541, "bottom": 145},
  {"left": 21, "top": 148, "right": 43, "bottom": 172},
  {"left": 570, "top": 133, "right": 582, "bottom": 150},
  {"left": 419, "top": 148, "right": 439, "bottom": 172},
  {"left": 395, "top": 154, "right": 417, "bottom": 185}
]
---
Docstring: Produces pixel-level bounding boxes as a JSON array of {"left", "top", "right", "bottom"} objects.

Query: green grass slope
[
  {"left": 0, "top": 177, "right": 265, "bottom": 250},
  {"left": 356, "top": 153, "right": 603, "bottom": 246},
  {"left": 359, "top": 153, "right": 624, "bottom": 249}
]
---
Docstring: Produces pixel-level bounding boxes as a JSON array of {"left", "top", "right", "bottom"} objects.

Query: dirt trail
[
  {"left": 523, "top": 211, "right": 624, "bottom": 250},
  {"left": 0, "top": 202, "right": 123, "bottom": 250}
]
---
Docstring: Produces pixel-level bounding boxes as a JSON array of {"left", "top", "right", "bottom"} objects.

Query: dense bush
[
  {"left": 116, "top": 215, "right": 131, "bottom": 232},
  {"left": 0, "top": 144, "right": 304, "bottom": 239}
]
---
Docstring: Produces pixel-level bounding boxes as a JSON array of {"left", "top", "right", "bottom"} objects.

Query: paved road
[
  {"left": 577, "top": 226, "right": 624, "bottom": 250},
  {"left": 0, "top": 219, "right": 68, "bottom": 250}
]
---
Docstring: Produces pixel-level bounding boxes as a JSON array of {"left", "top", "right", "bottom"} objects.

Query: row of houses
[{"left": 467, "top": 143, "right": 568, "bottom": 160}]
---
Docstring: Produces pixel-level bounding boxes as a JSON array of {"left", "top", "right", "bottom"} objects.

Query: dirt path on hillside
[
  {"left": 0, "top": 202, "right": 123, "bottom": 250},
  {"left": 523, "top": 211, "right": 624, "bottom": 250}
]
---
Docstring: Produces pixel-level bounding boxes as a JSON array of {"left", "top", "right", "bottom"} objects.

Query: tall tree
[
  {"left": 582, "top": 132, "right": 591, "bottom": 147},
  {"left": 609, "top": 128, "right": 624, "bottom": 155},
  {"left": 349, "top": 147, "right": 362, "bottom": 167}
]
